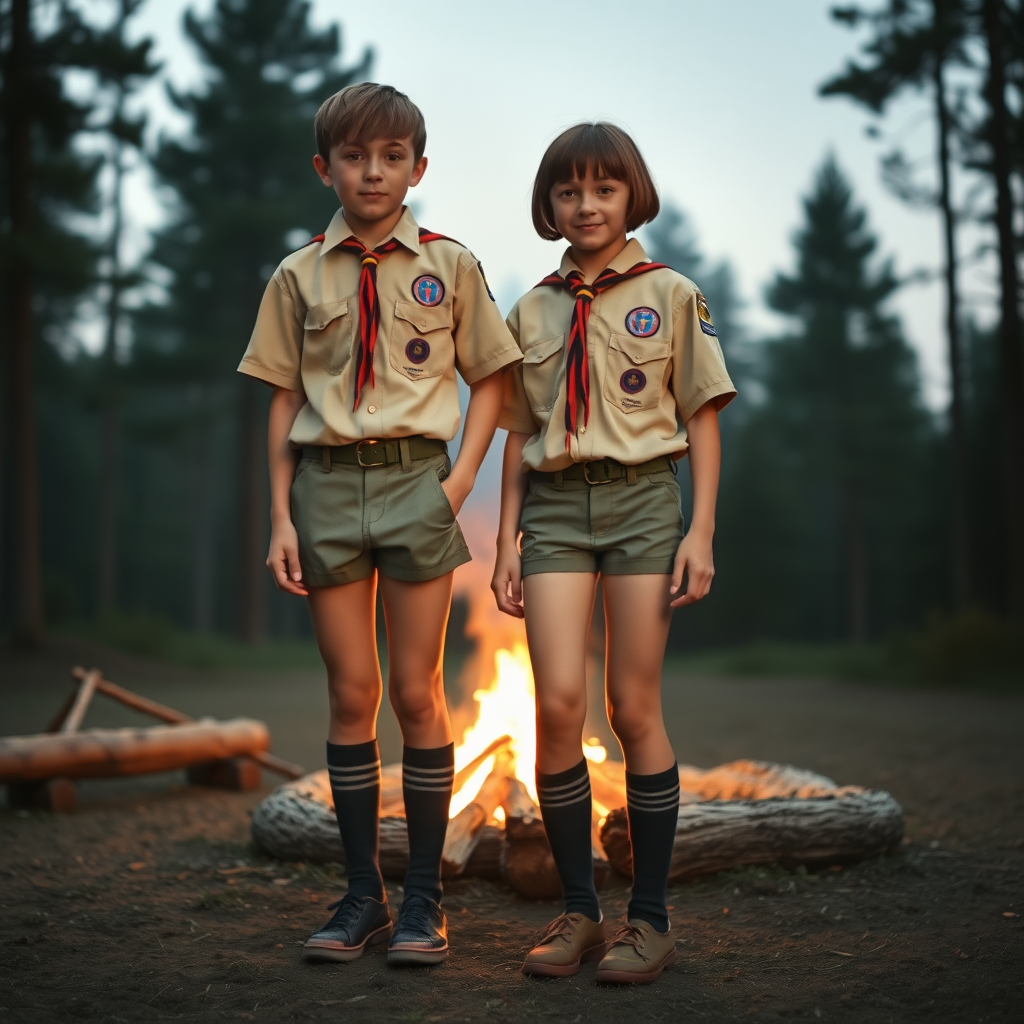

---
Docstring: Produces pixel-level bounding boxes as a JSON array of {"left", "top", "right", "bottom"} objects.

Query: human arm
[
  {"left": 442, "top": 371, "right": 503, "bottom": 515},
  {"left": 669, "top": 402, "right": 721, "bottom": 608},
  {"left": 266, "top": 385, "right": 308, "bottom": 596},
  {"left": 491, "top": 430, "right": 531, "bottom": 618}
]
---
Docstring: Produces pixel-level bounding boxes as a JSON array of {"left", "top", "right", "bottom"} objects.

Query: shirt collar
[
  {"left": 557, "top": 236, "right": 650, "bottom": 280},
  {"left": 320, "top": 205, "right": 422, "bottom": 257}
]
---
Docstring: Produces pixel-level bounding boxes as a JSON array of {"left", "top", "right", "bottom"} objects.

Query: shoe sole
[
  {"left": 303, "top": 922, "right": 393, "bottom": 962},
  {"left": 522, "top": 941, "right": 609, "bottom": 978},
  {"left": 595, "top": 948, "right": 676, "bottom": 985},
  {"left": 387, "top": 944, "right": 449, "bottom": 966}
]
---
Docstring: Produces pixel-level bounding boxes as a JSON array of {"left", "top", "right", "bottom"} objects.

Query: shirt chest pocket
[
  {"left": 390, "top": 300, "right": 453, "bottom": 381},
  {"left": 603, "top": 333, "right": 670, "bottom": 413},
  {"left": 303, "top": 300, "right": 352, "bottom": 376},
  {"left": 522, "top": 334, "right": 565, "bottom": 413}
]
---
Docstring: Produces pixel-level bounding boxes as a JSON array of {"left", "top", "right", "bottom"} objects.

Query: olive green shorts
[
  {"left": 290, "top": 451, "right": 470, "bottom": 587},
  {"left": 518, "top": 469, "right": 684, "bottom": 577}
]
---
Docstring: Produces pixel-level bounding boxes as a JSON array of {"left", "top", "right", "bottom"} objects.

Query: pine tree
[
  {"left": 822, "top": 0, "right": 974, "bottom": 610},
  {"left": 141, "top": 0, "right": 369, "bottom": 640}
]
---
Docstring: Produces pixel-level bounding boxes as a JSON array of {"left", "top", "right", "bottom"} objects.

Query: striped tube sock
[
  {"left": 402, "top": 743, "right": 455, "bottom": 903},
  {"left": 326, "top": 740, "right": 384, "bottom": 900},
  {"left": 536, "top": 759, "right": 601, "bottom": 921},
  {"left": 625, "top": 765, "right": 681, "bottom": 933}
]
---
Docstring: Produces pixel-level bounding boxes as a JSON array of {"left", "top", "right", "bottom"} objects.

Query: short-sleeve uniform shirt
[
  {"left": 499, "top": 238, "right": 736, "bottom": 471},
  {"left": 239, "top": 206, "right": 520, "bottom": 446}
]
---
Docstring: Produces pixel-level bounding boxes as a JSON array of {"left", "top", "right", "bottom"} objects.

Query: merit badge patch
[
  {"left": 412, "top": 275, "right": 445, "bottom": 307},
  {"left": 477, "top": 260, "right": 496, "bottom": 302},
  {"left": 405, "top": 338, "right": 430, "bottom": 364},
  {"left": 696, "top": 293, "right": 717, "bottom": 337},
  {"left": 620, "top": 368, "right": 647, "bottom": 395},
  {"left": 625, "top": 306, "right": 661, "bottom": 337}
]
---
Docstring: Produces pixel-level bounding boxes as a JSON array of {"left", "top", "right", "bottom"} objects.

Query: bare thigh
[
  {"left": 380, "top": 571, "right": 454, "bottom": 749},
  {"left": 603, "top": 574, "right": 676, "bottom": 775},
  {"left": 523, "top": 572, "right": 598, "bottom": 774},
  {"left": 307, "top": 575, "right": 381, "bottom": 745}
]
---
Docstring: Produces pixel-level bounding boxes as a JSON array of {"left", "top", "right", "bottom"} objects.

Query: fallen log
[
  {"left": 600, "top": 789, "right": 904, "bottom": 882},
  {"left": 442, "top": 750, "right": 512, "bottom": 878},
  {"left": 0, "top": 719, "right": 270, "bottom": 783}
]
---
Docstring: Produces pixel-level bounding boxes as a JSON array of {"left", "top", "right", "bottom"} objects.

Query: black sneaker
[
  {"left": 303, "top": 893, "right": 392, "bottom": 962},
  {"left": 387, "top": 894, "right": 449, "bottom": 965}
]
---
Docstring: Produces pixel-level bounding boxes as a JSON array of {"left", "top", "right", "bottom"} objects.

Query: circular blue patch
[
  {"left": 625, "top": 306, "right": 660, "bottom": 337},
  {"left": 405, "top": 338, "right": 430, "bottom": 364},
  {"left": 412, "top": 275, "right": 445, "bottom": 307},
  {"left": 620, "top": 368, "right": 647, "bottom": 395}
]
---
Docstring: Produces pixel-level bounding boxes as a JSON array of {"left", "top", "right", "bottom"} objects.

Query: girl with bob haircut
[{"left": 492, "top": 123, "right": 736, "bottom": 985}]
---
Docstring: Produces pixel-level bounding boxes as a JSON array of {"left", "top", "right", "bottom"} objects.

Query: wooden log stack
[{"left": 251, "top": 754, "right": 904, "bottom": 899}]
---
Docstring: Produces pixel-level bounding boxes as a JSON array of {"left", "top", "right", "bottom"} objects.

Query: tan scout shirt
[
  {"left": 238, "top": 206, "right": 520, "bottom": 446},
  {"left": 499, "top": 238, "right": 736, "bottom": 471}
]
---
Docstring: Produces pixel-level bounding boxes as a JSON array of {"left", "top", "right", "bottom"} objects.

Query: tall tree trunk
[
  {"left": 844, "top": 485, "right": 868, "bottom": 643},
  {"left": 933, "top": 51, "right": 972, "bottom": 609},
  {"left": 982, "top": 0, "right": 1024, "bottom": 623},
  {"left": 191, "top": 410, "right": 216, "bottom": 632},
  {"left": 238, "top": 382, "right": 266, "bottom": 643},
  {"left": 5, "top": 0, "right": 44, "bottom": 647}
]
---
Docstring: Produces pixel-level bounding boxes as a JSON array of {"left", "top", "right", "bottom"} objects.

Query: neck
[
  {"left": 343, "top": 204, "right": 406, "bottom": 249},
  {"left": 568, "top": 233, "right": 629, "bottom": 283}
]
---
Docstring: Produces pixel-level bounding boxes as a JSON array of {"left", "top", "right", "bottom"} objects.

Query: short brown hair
[
  {"left": 314, "top": 83, "right": 426, "bottom": 161},
  {"left": 531, "top": 122, "right": 660, "bottom": 241}
]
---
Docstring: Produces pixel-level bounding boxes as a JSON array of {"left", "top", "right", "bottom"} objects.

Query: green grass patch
[{"left": 668, "top": 642, "right": 890, "bottom": 681}]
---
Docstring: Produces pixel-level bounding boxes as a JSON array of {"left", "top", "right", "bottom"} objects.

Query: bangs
[
  {"left": 315, "top": 83, "right": 427, "bottom": 161},
  {"left": 531, "top": 122, "right": 660, "bottom": 241}
]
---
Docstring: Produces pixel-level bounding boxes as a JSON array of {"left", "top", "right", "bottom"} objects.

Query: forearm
[
  {"left": 685, "top": 403, "right": 721, "bottom": 538},
  {"left": 268, "top": 386, "right": 305, "bottom": 525},
  {"left": 450, "top": 371, "right": 503, "bottom": 486},
  {"left": 497, "top": 431, "right": 530, "bottom": 545}
]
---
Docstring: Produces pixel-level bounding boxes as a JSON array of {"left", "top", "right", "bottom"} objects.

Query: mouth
[{"left": 361, "top": 191, "right": 386, "bottom": 199}]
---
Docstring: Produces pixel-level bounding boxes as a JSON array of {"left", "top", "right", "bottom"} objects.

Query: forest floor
[{"left": 1, "top": 634, "right": 1022, "bottom": 1023}]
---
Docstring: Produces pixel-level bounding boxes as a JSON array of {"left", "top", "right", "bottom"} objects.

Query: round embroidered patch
[
  {"left": 620, "top": 368, "right": 647, "bottom": 395},
  {"left": 412, "top": 275, "right": 444, "bottom": 307},
  {"left": 625, "top": 306, "right": 660, "bottom": 337},
  {"left": 405, "top": 338, "right": 430, "bottom": 364}
]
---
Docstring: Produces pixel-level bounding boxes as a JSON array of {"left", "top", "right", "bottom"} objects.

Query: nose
[{"left": 364, "top": 159, "right": 384, "bottom": 182}]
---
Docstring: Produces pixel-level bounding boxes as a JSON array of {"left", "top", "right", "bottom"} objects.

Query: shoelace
[
  {"left": 324, "top": 892, "right": 366, "bottom": 930},
  {"left": 397, "top": 894, "right": 436, "bottom": 935},
  {"left": 608, "top": 922, "right": 651, "bottom": 960},
  {"left": 534, "top": 261, "right": 668, "bottom": 449},
  {"left": 537, "top": 913, "right": 579, "bottom": 946}
]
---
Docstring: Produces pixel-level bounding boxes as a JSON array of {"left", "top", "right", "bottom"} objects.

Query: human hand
[
  {"left": 491, "top": 538, "right": 524, "bottom": 618},
  {"left": 669, "top": 529, "right": 714, "bottom": 608},
  {"left": 266, "top": 518, "right": 308, "bottom": 596},
  {"left": 440, "top": 467, "right": 473, "bottom": 516}
]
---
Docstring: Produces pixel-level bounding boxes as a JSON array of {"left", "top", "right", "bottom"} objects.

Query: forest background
[{"left": 2, "top": 0, "right": 1023, "bottom": 685}]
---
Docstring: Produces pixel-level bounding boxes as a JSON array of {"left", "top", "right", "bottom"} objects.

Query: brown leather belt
[
  {"left": 531, "top": 454, "right": 674, "bottom": 486},
  {"left": 302, "top": 436, "right": 447, "bottom": 470}
]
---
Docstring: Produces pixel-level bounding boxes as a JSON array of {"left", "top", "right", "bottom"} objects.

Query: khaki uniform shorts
[
  {"left": 291, "top": 450, "right": 470, "bottom": 587},
  {"left": 519, "top": 469, "right": 683, "bottom": 577}
]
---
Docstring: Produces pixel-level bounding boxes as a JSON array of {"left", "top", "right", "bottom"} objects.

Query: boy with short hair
[{"left": 238, "top": 82, "right": 519, "bottom": 965}]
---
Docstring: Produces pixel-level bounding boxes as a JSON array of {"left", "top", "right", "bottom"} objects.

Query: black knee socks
[
  {"left": 326, "top": 740, "right": 384, "bottom": 901},
  {"left": 402, "top": 743, "right": 455, "bottom": 904},
  {"left": 537, "top": 758, "right": 601, "bottom": 921},
  {"left": 625, "top": 764, "right": 680, "bottom": 933}
]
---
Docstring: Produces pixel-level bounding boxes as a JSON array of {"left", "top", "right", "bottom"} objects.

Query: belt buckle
[
  {"left": 356, "top": 440, "right": 380, "bottom": 468},
  {"left": 583, "top": 461, "right": 612, "bottom": 485}
]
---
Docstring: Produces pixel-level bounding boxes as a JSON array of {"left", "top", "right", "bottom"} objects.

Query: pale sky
[{"left": 111, "top": 0, "right": 1001, "bottom": 413}]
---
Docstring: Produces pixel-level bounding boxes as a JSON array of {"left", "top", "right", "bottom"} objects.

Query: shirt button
[
  {"left": 580, "top": 426, "right": 586, "bottom": 433},
  {"left": 367, "top": 405, "right": 377, "bottom": 414}
]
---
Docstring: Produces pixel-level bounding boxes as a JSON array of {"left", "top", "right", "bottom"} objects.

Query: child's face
[
  {"left": 313, "top": 135, "right": 427, "bottom": 225},
  {"left": 549, "top": 169, "right": 629, "bottom": 251}
]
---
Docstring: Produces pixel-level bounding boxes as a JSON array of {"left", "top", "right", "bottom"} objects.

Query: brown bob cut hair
[
  {"left": 314, "top": 83, "right": 427, "bottom": 162},
  {"left": 531, "top": 122, "right": 660, "bottom": 241}
]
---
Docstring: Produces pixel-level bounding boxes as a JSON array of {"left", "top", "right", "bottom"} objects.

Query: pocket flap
[
  {"left": 523, "top": 334, "right": 564, "bottom": 364},
  {"left": 609, "top": 333, "right": 670, "bottom": 365},
  {"left": 394, "top": 299, "right": 452, "bottom": 333},
  {"left": 304, "top": 299, "right": 349, "bottom": 330}
]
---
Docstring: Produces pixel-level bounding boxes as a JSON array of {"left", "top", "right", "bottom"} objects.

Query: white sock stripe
[
  {"left": 538, "top": 792, "right": 592, "bottom": 809},
  {"left": 328, "top": 771, "right": 381, "bottom": 787},
  {"left": 328, "top": 761, "right": 381, "bottom": 774},
  {"left": 628, "top": 795, "right": 681, "bottom": 810},
  {"left": 626, "top": 784, "right": 680, "bottom": 800},
  {"left": 328, "top": 766, "right": 380, "bottom": 780},
  {"left": 330, "top": 779, "right": 381, "bottom": 792},
  {"left": 628, "top": 788, "right": 680, "bottom": 802},
  {"left": 538, "top": 778, "right": 591, "bottom": 800},
  {"left": 537, "top": 775, "right": 590, "bottom": 797},
  {"left": 403, "top": 764, "right": 455, "bottom": 776},
  {"left": 402, "top": 781, "right": 455, "bottom": 793}
]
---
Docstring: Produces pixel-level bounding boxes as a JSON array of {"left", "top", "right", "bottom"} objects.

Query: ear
[
  {"left": 409, "top": 155, "right": 428, "bottom": 188},
  {"left": 312, "top": 153, "right": 333, "bottom": 187}
]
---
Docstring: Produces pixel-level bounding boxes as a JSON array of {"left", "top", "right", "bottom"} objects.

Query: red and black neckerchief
[
  {"left": 535, "top": 261, "right": 668, "bottom": 448},
  {"left": 312, "top": 227, "right": 455, "bottom": 410}
]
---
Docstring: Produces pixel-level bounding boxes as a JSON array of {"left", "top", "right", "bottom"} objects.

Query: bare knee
[
  {"left": 608, "top": 699, "right": 659, "bottom": 748},
  {"left": 327, "top": 674, "right": 381, "bottom": 732},
  {"left": 536, "top": 689, "right": 587, "bottom": 739},
  {"left": 389, "top": 670, "right": 444, "bottom": 730}
]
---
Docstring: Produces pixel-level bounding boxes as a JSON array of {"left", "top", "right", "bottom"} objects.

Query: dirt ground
[{"left": 1, "top": 635, "right": 1022, "bottom": 1023}]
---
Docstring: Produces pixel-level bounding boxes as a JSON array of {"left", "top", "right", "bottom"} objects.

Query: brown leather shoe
[
  {"left": 595, "top": 919, "right": 676, "bottom": 984},
  {"left": 522, "top": 913, "right": 607, "bottom": 978}
]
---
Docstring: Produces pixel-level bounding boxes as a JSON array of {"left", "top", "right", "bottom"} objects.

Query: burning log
[{"left": 442, "top": 750, "right": 512, "bottom": 878}]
